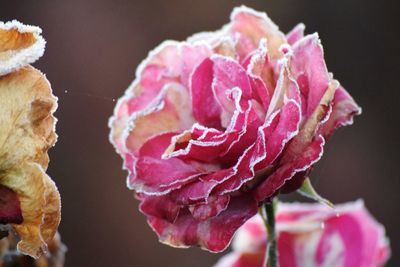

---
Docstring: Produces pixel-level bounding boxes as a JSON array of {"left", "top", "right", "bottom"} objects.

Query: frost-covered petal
[
  {"left": 109, "top": 41, "right": 182, "bottom": 155},
  {"left": 124, "top": 83, "right": 195, "bottom": 153},
  {"left": 286, "top": 23, "right": 305, "bottom": 45},
  {"left": 181, "top": 43, "right": 212, "bottom": 88},
  {"left": 129, "top": 133, "right": 202, "bottom": 195},
  {"left": 165, "top": 103, "right": 261, "bottom": 165},
  {"left": 147, "top": 195, "right": 257, "bottom": 252},
  {"left": 137, "top": 194, "right": 181, "bottom": 223},
  {"left": 254, "top": 79, "right": 337, "bottom": 201},
  {"left": 254, "top": 134, "right": 325, "bottom": 202},
  {"left": 0, "top": 20, "right": 45, "bottom": 75},
  {"left": 188, "top": 194, "right": 230, "bottom": 221},
  {"left": 229, "top": 6, "right": 286, "bottom": 60},
  {"left": 215, "top": 99, "right": 301, "bottom": 195},
  {"left": 190, "top": 58, "right": 222, "bottom": 128},
  {"left": 290, "top": 34, "right": 330, "bottom": 117},
  {"left": 321, "top": 86, "right": 362, "bottom": 137}
]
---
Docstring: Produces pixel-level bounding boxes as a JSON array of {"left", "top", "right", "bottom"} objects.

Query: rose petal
[
  {"left": 230, "top": 6, "right": 286, "bottom": 60},
  {"left": 243, "top": 39, "right": 275, "bottom": 102},
  {"left": 188, "top": 194, "right": 230, "bottom": 221},
  {"left": 190, "top": 58, "right": 222, "bottom": 128},
  {"left": 0, "top": 22, "right": 60, "bottom": 259},
  {"left": 216, "top": 99, "right": 301, "bottom": 194},
  {"left": 254, "top": 134, "right": 325, "bottom": 201},
  {"left": 124, "top": 83, "right": 195, "bottom": 152},
  {"left": 109, "top": 41, "right": 182, "bottom": 155},
  {"left": 321, "top": 86, "right": 362, "bottom": 138},
  {"left": 0, "top": 20, "right": 45, "bottom": 75},
  {"left": 290, "top": 34, "right": 330, "bottom": 117},
  {"left": 0, "top": 66, "right": 57, "bottom": 171},
  {"left": 147, "top": 195, "right": 257, "bottom": 252},
  {"left": 137, "top": 194, "right": 181, "bottom": 223},
  {"left": 166, "top": 102, "right": 261, "bottom": 165},
  {"left": 286, "top": 23, "right": 305, "bottom": 45},
  {"left": 2, "top": 163, "right": 60, "bottom": 259},
  {"left": 0, "top": 185, "right": 23, "bottom": 224},
  {"left": 181, "top": 43, "right": 212, "bottom": 88},
  {"left": 129, "top": 133, "right": 201, "bottom": 195}
]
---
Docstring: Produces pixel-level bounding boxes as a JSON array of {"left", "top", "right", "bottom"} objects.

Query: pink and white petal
[
  {"left": 124, "top": 83, "right": 195, "bottom": 153},
  {"left": 216, "top": 99, "right": 301, "bottom": 194},
  {"left": 254, "top": 134, "right": 325, "bottom": 202},
  {"left": 286, "top": 23, "right": 306, "bottom": 45},
  {"left": 232, "top": 214, "right": 266, "bottom": 253},
  {"left": 110, "top": 41, "right": 183, "bottom": 155},
  {"left": 147, "top": 195, "right": 258, "bottom": 252},
  {"left": 266, "top": 59, "right": 301, "bottom": 117},
  {"left": 277, "top": 232, "right": 302, "bottom": 267},
  {"left": 137, "top": 194, "right": 181, "bottom": 223},
  {"left": 290, "top": 34, "right": 330, "bottom": 117},
  {"left": 215, "top": 252, "right": 264, "bottom": 267},
  {"left": 244, "top": 40, "right": 273, "bottom": 109},
  {"left": 321, "top": 86, "right": 362, "bottom": 138},
  {"left": 249, "top": 77, "right": 270, "bottom": 111},
  {"left": 175, "top": 99, "right": 300, "bottom": 201},
  {"left": 214, "top": 253, "right": 242, "bottom": 267},
  {"left": 323, "top": 203, "right": 390, "bottom": 267},
  {"left": 128, "top": 133, "right": 201, "bottom": 195},
  {"left": 190, "top": 58, "right": 223, "bottom": 128},
  {"left": 170, "top": 170, "right": 230, "bottom": 205},
  {"left": 211, "top": 55, "right": 252, "bottom": 115},
  {"left": 229, "top": 6, "right": 286, "bottom": 60},
  {"left": 213, "top": 36, "right": 238, "bottom": 59},
  {"left": 273, "top": 78, "right": 336, "bottom": 177},
  {"left": 141, "top": 41, "right": 182, "bottom": 78},
  {"left": 181, "top": 43, "right": 212, "bottom": 88},
  {"left": 167, "top": 95, "right": 262, "bottom": 165},
  {"left": 189, "top": 194, "right": 230, "bottom": 221}
]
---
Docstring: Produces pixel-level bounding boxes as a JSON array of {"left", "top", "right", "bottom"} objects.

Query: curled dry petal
[
  {"left": 214, "top": 201, "right": 390, "bottom": 267},
  {"left": 0, "top": 21, "right": 45, "bottom": 76},
  {"left": 0, "top": 21, "right": 60, "bottom": 258},
  {"left": 109, "top": 5, "right": 361, "bottom": 252}
]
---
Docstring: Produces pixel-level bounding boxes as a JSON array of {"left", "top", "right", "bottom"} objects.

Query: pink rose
[
  {"left": 215, "top": 201, "right": 390, "bottom": 267},
  {"left": 109, "top": 6, "right": 360, "bottom": 251}
]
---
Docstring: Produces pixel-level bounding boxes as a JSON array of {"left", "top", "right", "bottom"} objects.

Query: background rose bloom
[
  {"left": 0, "top": 21, "right": 60, "bottom": 258},
  {"left": 109, "top": 6, "right": 360, "bottom": 252},
  {"left": 215, "top": 200, "right": 390, "bottom": 267}
]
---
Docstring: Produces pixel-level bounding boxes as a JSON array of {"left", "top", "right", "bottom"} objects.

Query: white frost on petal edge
[{"left": 0, "top": 20, "right": 45, "bottom": 76}]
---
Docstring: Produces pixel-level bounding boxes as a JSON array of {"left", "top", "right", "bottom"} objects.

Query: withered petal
[
  {"left": 0, "top": 23, "right": 59, "bottom": 259},
  {"left": 0, "top": 20, "right": 45, "bottom": 76},
  {"left": 2, "top": 163, "right": 60, "bottom": 259}
]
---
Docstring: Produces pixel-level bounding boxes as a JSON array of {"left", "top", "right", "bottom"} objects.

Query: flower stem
[{"left": 260, "top": 199, "right": 278, "bottom": 267}]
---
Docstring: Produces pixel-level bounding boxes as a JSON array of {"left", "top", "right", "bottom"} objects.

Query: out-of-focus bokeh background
[{"left": 2, "top": 0, "right": 399, "bottom": 266}]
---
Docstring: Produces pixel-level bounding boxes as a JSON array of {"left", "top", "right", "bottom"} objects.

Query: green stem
[{"left": 260, "top": 199, "right": 278, "bottom": 267}]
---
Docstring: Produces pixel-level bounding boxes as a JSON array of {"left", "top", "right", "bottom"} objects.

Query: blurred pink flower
[
  {"left": 215, "top": 200, "right": 390, "bottom": 267},
  {"left": 109, "top": 6, "right": 360, "bottom": 252}
]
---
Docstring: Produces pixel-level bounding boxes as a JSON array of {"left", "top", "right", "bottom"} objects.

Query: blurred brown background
[{"left": 1, "top": 0, "right": 399, "bottom": 266}]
